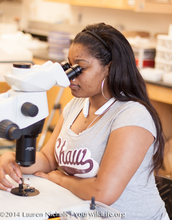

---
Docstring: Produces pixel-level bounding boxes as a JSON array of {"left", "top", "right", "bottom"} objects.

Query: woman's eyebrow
[
  {"left": 68, "top": 57, "right": 89, "bottom": 64},
  {"left": 75, "top": 59, "right": 89, "bottom": 63}
]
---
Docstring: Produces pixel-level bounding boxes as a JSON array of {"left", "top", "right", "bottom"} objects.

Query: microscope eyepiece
[
  {"left": 61, "top": 61, "right": 70, "bottom": 71},
  {"left": 60, "top": 61, "right": 82, "bottom": 81},
  {"left": 13, "top": 63, "right": 31, "bottom": 69},
  {"left": 65, "top": 64, "right": 82, "bottom": 80}
]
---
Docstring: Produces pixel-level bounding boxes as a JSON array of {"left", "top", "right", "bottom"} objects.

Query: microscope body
[
  {"left": 0, "top": 89, "right": 48, "bottom": 166},
  {"left": 0, "top": 61, "right": 82, "bottom": 167},
  {"left": 0, "top": 89, "right": 48, "bottom": 131}
]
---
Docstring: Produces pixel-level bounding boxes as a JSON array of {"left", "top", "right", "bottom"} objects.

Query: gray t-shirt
[{"left": 54, "top": 97, "right": 167, "bottom": 219}]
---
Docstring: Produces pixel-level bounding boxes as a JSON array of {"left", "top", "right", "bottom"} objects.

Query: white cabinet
[
  {"left": 43, "top": 0, "right": 135, "bottom": 10},
  {"left": 44, "top": 0, "right": 172, "bottom": 13},
  {"left": 135, "top": 0, "right": 172, "bottom": 13}
]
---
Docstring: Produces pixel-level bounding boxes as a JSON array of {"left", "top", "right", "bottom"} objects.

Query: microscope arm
[{"left": 4, "top": 61, "right": 70, "bottom": 92}]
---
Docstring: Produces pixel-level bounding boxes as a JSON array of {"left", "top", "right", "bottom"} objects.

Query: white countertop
[
  {"left": 0, "top": 175, "right": 82, "bottom": 220},
  {"left": 0, "top": 175, "right": 121, "bottom": 220}
]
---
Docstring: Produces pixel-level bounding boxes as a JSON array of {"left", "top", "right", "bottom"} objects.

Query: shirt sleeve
[{"left": 111, "top": 103, "right": 157, "bottom": 138}]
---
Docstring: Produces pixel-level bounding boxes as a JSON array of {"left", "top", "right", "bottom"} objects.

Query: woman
[{"left": 0, "top": 23, "right": 169, "bottom": 219}]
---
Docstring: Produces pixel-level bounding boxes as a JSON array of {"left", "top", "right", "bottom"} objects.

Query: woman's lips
[{"left": 69, "top": 83, "right": 79, "bottom": 90}]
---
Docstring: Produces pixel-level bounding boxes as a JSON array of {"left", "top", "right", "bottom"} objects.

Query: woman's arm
[
  {"left": 35, "top": 126, "right": 154, "bottom": 205},
  {"left": 0, "top": 114, "right": 64, "bottom": 191}
]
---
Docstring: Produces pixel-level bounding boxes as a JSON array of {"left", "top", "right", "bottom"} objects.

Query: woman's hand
[
  {"left": 34, "top": 169, "right": 66, "bottom": 185},
  {"left": 0, "top": 152, "right": 22, "bottom": 191}
]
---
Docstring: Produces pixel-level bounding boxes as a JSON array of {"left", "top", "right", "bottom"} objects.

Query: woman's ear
[
  {"left": 107, "top": 61, "right": 112, "bottom": 75},
  {"left": 104, "top": 61, "right": 111, "bottom": 77}
]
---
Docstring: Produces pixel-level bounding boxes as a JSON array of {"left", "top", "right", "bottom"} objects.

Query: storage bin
[
  {"left": 156, "top": 47, "right": 172, "bottom": 62},
  {"left": 132, "top": 46, "right": 155, "bottom": 69},
  {"left": 157, "top": 35, "right": 172, "bottom": 50},
  {"left": 140, "top": 67, "right": 164, "bottom": 82},
  {"left": 155, "top": 57, "right": 172, "bottom": 72},
  {"left": 155, "top": 34, "right": 172, "bottom": 73},
  {"left": 48, "top": 31, "right": 71, "bottom": 61}
]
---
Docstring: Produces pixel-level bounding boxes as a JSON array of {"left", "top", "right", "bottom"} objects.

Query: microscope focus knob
[
  {"left": 21, "top": 102, "right": 38, "bottom": 117},
  {"left": 0, "top": 120, "right": 22, "bottom": 140}
]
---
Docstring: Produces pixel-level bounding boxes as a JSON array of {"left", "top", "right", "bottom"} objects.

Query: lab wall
[{"left": 0, "top": 0, "right": 172, "bottom": 37}]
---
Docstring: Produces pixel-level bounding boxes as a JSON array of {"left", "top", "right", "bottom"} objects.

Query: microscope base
[{"left": 11, "top": 184, "right": 39, "bottom": 197}]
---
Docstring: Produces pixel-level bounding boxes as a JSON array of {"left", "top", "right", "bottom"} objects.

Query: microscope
[{"left": 0, "top": 60, "right": 82, "bottom": 196}]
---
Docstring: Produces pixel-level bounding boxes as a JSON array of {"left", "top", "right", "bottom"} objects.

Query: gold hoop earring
[{"left": 101, "top": 77, "right": 110, "bottom": 101}]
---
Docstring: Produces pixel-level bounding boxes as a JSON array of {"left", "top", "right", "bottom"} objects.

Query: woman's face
[{"left": 68, "top": 43, "right": 109, "bottom": 99}]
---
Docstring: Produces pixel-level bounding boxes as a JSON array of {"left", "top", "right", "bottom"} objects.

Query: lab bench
[
  {"left": 143, "top": 80, "right": 172, "bottom": 176},
  {"left": 145, "top": 80, "right": 172, "bottom": 140},
  {"left": 0, "top": 174, "right": 121, "bottom": 220},
  {"left": 146, "top": 80, "right": 172, "bottom": 105},
  {"left": 0, "top": 174, "right": 83, "bottom": 219}
]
